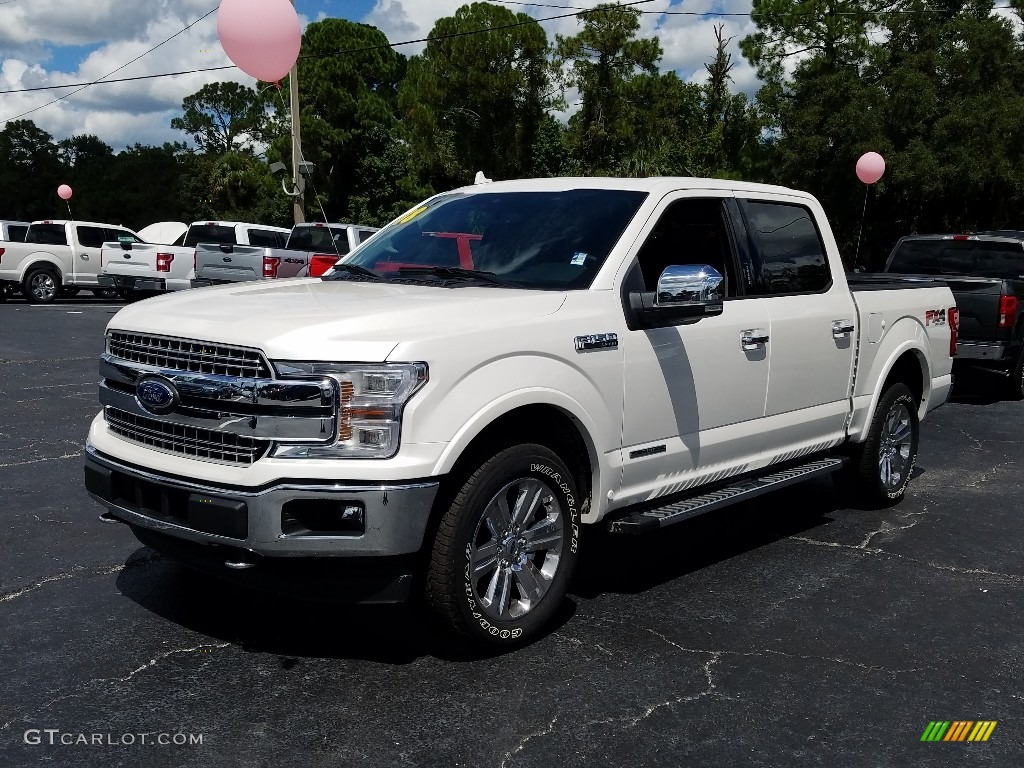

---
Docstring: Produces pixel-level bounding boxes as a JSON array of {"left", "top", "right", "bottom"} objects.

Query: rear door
[
  {"left": 73, "top": 225, "right": 107, "bottom": 284},
  {"left": 734, "top": 195, "right": 856, "bottom": 461}
]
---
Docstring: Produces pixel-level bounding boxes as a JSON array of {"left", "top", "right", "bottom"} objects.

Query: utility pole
[{"left": 289, "top": 0, "right": 305, "bottom": 224}]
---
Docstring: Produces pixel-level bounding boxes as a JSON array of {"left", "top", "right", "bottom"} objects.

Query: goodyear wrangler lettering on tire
[{"left": 427, "top": 444, "right": 581, "bottom": 645}]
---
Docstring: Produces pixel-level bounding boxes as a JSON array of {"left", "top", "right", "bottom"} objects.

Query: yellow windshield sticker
[{"left": 398, "top": 205, "right": 428, "bottom": 224}]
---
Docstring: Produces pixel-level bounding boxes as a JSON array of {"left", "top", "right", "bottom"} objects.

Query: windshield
[
  {"left": 887, "top": 238, "right": 1024, "bottom": 278},
  {"left": 333, "top": 189, "right": 648, "bottom": 289},
  {"left": 287, "top": 225, "right": 351, "bottom": 254}
]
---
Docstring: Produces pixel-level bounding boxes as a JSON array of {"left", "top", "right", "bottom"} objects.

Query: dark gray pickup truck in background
[
  {"left": 192, "top": 221, "right": 379, "bottom": 287},
  {"left": 884, "top": 232, "right": 1024, "bottom": 397}
]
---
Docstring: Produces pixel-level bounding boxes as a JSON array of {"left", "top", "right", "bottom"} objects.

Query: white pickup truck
[
  {"left": 98, "top": 220, "right": 290, "bottom": 298},
  {"left": 84, "top": 177, "right": 957, "bottom": 645},
  {"left": 191, "top": 222, "right": 380, "bottom": 287},
  {"left": 0, "top": 219, "right": 144, "bottom": 303}
]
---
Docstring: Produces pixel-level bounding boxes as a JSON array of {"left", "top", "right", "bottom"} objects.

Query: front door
[{"left": 616, "top": 194, "right": 771, "bottom": 508}]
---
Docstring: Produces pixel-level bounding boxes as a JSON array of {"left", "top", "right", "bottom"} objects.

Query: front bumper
[
  {"left": 84, "top": 444, "right": 439, "bottom": 560},
  {"left": 99, "top": 274, "right": 167, "bottom": 292}
]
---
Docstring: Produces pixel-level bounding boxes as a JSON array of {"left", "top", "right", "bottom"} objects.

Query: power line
[
  {"left": 0, "top": 0, "right": 655, "bottom": 98},
  {"left": 0, "top": 0, "right": 1017, "bottom": 99},
  {"left": 1, "top": 7, "right": 219, "bottom": 122},
  {"left": 490, "top": 0, "right": 1015, "bottom": 17}
]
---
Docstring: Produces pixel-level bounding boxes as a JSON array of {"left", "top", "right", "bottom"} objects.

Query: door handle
[
  {"left": 741, "top": 329, "right": 769, "bottom": 349},
  {"left": 832, "top": 320, "right": 855, "bottom": 337}
]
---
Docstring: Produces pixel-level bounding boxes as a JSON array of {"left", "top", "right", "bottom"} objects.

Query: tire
[
  {"left": 424, "top": 443, "right": 581, "bottom": 646},
  {"left": 22, "top": 268, "right": 60, "bottom": 304},
  {"left": 842, "top": 383, "right": 920, "bottom": 507},
  {"left": 91, "top": 288, "right": 118, "bottom": 299},
  {"left": 1005, "top": 346, "right": 1024, "bottom": 400}
]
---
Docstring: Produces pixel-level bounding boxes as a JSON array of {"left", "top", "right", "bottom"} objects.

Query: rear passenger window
[
  {"left": 8, "top": 225, "right": 27, "bottom": 241},
  {"left": 741, "top": 201, "right": 831, "bottom": 294},
  {"left": 358, "top": 229, "right": 376, "bottom": 243},
  {"left": 76, "top": 226, "right": 106, "bottom": 248},
  {"left": 248, "top": 229, "right": 286, "bottom": 247}
]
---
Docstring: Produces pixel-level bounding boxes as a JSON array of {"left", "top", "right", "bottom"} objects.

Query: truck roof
[
  {"left": 448, "top": 176, "right": 816, "bottom": 200},
  {"left": 190, "top": 220, "right": 290, "bottom": 232},
  {"left": 31, "top": 219, "right": 138, "bottom": 230}
]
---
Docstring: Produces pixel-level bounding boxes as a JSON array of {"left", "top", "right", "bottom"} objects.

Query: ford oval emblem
[{"left": 136, "top": 375, "right": 180, "bottom": 415}]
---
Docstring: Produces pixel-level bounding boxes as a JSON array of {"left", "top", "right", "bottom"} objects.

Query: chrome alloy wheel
[
  {"left": 468, "top": 477, "right": 565, "bottom": 621},
  {"left": 30, "top": 272, "right": 57, "bottom": 302},
  {"left": 878, "top": 401, "right": 913, "bottom": 490}
]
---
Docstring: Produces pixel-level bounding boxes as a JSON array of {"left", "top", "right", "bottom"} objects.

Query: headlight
[{"left": 270, "top": 361, "right": 427, "bottom": 459}]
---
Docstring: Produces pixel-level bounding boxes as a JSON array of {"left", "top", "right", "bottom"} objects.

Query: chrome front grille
[
  {"left": 104, "top": 407, "right": 269, "bottom": 465},
  {"left": 108, "top": 332, "right": 271, "bottom": 378}
]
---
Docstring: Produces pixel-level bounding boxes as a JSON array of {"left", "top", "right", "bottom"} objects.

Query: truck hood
[{"left": 106, "top": 278, "right": 566, "bottom": 363}]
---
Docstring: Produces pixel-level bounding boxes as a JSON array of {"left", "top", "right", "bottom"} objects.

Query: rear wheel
[
  {"left": 22, "top": 268, "right": 60, "bottom": 304},
  {"left": 840, "top": 383, "right": 920, "bottom": 507},
  {"left": 424, "top": 444, "right": 580, "bottom": 645}
]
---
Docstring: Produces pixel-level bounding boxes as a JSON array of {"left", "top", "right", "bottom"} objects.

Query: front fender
[{"left": 408, "top": 355, "right": 619, "bottom": 524}]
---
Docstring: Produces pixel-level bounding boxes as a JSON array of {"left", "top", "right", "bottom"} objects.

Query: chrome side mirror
[{"left": 655, "top": 264, "right": 724, "bottom": 313}]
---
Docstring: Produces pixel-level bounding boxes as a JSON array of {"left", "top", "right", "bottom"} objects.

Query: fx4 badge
[
  {"left": 575, "top": 333, "right": 618, "bottom": 352},
  {"left": 925, "top": 309, "right": 947, "bottom": 326}
]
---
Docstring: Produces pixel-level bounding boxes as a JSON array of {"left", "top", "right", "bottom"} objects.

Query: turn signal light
[
  {"left": 998, "top": 294, "right": 1017, "bottom": 328},
  {"left": 263, "top": 256, "right": 281, "bottom": 278},
  {"left": 948, "top": 306, "right": 959, "bottom": 357},
  {"left": 156, "top": 252, "right": 174, "bottom": 272},
  {"left": 308, "top": 254, "right": 337, "bottom": 277}
]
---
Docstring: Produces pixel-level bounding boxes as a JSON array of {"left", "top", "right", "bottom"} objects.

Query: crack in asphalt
[
  {"left": 790, "top": 537, "right": 1024, "bottom": 584},
  {"left": 0, "top": 553, "right": 163, "bottom": 605},
  {"left": 500, "top": 714, "right": 559, "bottom": 768},
  {"left": 0, "top": 452, "right": 82, "bottom": 468},
  {"left": 641, "top": 628, "right": 919, "bottom": 676},
  {"left": 0, "top": 642, "right": 231, "bottom": 733},
  {"left": 963, "top": 461, "right": 1014, "bottom": 488}
]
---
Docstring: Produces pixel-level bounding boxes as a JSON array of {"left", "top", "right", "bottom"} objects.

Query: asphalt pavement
[{"left": 1, "top": 297, "right": 1021, "bottom": 767}]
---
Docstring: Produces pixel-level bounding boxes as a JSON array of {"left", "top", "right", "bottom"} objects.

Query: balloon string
[
  {"left": 65, "top": 201, "right": 73, "bottom": 221},
  {"left": 854, "top": 185, "right": 869, "bottom": 270}
]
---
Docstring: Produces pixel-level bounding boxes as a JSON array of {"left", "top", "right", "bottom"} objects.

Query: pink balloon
[
  {"left": 217, "top": 0, "right": 301, "bottom": 83},
  {"left": 856, "top": 152, "right": 885, "bottom": 185},
  {"left": 57, "top": 184, "right": 72, "bottom": 200}
]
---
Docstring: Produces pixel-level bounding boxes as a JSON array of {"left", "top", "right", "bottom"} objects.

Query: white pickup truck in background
[
  {"left": 0, "top": 219, "right": 144, "bottom": 303},
  {"left": 85, "top": 177, "right": 956, "bottom": 646},
  {"left": 191, "top": 221, "right": 379, "bottom": 287},
  {"left": 98, "top": 220, "right": 290, "bottom": 299}
]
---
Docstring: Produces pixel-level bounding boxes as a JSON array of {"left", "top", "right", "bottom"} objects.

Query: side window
[
  {"left": 357, "top": 229, "right": 376, "bottom": 243},
  {"left": 741, "top": 201, "right": 831, "bottom": 295},
  {"left": 632, "top": 198, "right": 737, "bottom": 296},
  {"left": 8, "top": 225, "right": 28, "bottom": 241},
  {"left": 247, "top": 229, "right": 281, "bottom": 247},
  {"left": 76, "top": 226, "right": 106, "bottom": 248}
]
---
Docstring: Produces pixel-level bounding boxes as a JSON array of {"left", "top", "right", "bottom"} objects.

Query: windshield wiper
[
  {"left": 325, "top": 263, "right": 385, "bottom": 281},
  {"left": 394, "top": 266, "right": 514, "bottom": 287}
]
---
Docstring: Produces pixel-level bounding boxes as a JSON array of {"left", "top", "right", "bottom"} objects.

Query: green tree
[
  {"left": 171, "top": 82, "right": 266, "bottom": 154},
  {"left": 398, "top": 2, "right": 554, "bottom": 188},
  {"left": 56, "top": 135, "right": 115, "bottom": 222},
  {"left": 0, "top": 120, "right": 63, "bottom": 220},
  {"left": 554, "top": 3, "right": 662, "bottom": 173}
]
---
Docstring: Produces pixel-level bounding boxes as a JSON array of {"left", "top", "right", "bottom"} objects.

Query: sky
[{"left": 0, "top": 0, "right": 763, "bottom": 151}]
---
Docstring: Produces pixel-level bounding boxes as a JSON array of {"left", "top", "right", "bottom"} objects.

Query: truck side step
[{"left": 606, "top": 457, "right": 847, "bottom": 534}]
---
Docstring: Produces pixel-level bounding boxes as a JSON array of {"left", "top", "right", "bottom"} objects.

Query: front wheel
[
  {"left": 842, "top": 383, "right": 920, "bottom": 506},
  {"left": 424, "top": 444, "right": 581, "bottom": 645}
]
